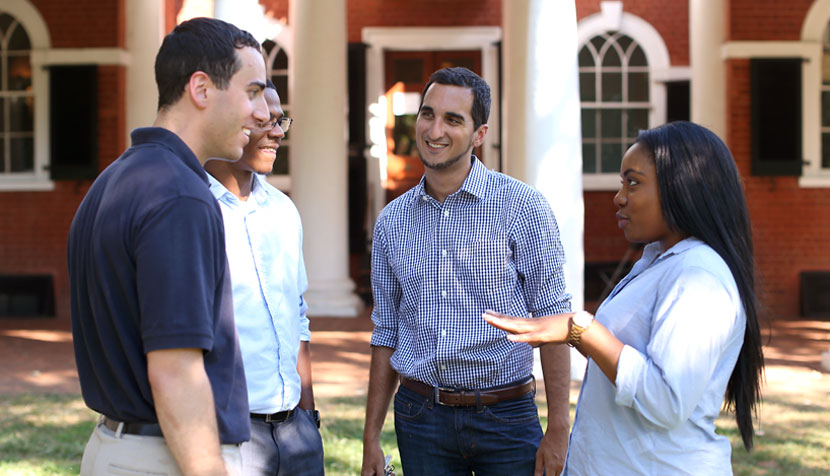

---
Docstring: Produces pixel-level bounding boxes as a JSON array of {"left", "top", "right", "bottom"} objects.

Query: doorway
[{"left": 383, "top": 50, "right": 482, "bottom": 201}]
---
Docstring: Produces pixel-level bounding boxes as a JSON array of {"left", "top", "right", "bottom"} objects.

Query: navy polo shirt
[{"left": 67, "top": 127, "right": 249, "bottom": 444}]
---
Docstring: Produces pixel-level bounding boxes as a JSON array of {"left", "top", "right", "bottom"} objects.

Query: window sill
[
  {"left": 0, "top": 178, "right": 55, "bottom": 192},
  {"left": 582, "top": 174, "right": 621, "bottom": 192},
  {"left": 798, "top": 175, "right": 830, "bottom": 188}
]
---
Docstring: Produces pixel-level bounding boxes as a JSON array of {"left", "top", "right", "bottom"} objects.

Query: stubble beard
[{"left": 418, "top": 138, "right": 474, "bottom": 171}]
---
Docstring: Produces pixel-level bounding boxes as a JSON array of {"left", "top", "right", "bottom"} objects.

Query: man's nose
[
  {"left": 252, "top": 95, "right": 269, "bottom": 123},
  {"left": 267, "top": 124, "right": 285, "bottom": 140}
]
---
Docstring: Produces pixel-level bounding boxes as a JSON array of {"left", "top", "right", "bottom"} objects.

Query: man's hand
[
  {"left": 361, "top": 441, "right": 387, "bottom": 476},
  {"left": 535, "top": 422, "right": 568, "bottom": 475}
]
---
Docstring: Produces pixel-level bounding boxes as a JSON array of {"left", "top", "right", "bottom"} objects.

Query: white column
[
  {"left": 125, "top": 0, "right": 164, "bottom": 136},
  {"left": 289, "top": 0, "right": 363, "bottom": 317},
  {"left": 690, "top": 0, "right": 726, "bottom": 138},
  {"left": 503, "top": 0, "right": 585, "bottom": 378}
]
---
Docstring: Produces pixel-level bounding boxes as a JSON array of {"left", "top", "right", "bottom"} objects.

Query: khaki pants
[{"left": 80, "top": 419, "right": 242, "bottom": 475}]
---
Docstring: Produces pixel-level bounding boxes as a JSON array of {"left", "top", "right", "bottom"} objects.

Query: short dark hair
[
  {"left": 420, "top": 67, "right": 491, "bottom": 131},
  {"left": 155, "top": 17, "right": 262, "bottom": 111},
  {"left": 636, "top": 121, "right": 764, "bottom": 451}
]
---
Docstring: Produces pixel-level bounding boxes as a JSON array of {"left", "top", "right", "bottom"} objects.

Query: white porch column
[
  {"left": 503, "top": 0, "right": 585, "bottom": 378},
  {"left": 289, "top": 0, "right": 363, "bottom": 317},
  {"left": 125, "top": 0, "right": 164, "bottom": 136},
  {"left": 690, "top": 0, "right": 726, "bottom": 138}
]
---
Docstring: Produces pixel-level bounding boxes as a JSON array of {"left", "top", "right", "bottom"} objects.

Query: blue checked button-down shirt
[
  {"left": 370, "top": 158, "right": 571, "bottom": 389},
  {"left": 208, "top": 173, "right": 310, "bottom": 414}
]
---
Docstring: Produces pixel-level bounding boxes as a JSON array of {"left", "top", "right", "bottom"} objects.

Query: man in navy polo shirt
[{"left": 67, "top": 17, "right": 269, "bottom": 476}]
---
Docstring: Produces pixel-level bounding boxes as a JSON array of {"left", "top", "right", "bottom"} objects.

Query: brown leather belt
[
  {"left": 102, "top": 416, "right": 163, "bottom": 437},
  {"left": 399, "top": 376, "right": 535, "bottom": 407}
]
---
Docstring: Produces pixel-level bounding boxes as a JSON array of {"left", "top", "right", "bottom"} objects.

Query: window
[
  {"left": 579, "top": 32, "right": 649, "bottom": 176},
  {"left": 0, "top": 13, "right": 34, "bottom": 176},
  {"left": 821, "top": 22, "right": 830, "bottom": 170},
  {"left": 263, "top": 40, "right": 290, "bottom": 180}
]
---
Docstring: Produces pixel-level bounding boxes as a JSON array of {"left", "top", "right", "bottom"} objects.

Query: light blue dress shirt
[
  {"left": 371, "top": 158, "right": 571, "bottom": 389},
  {"left": 564, "top": 237, "right": 746, "bottom": 475},
  {"left": 208, "top": 173, "right": 310, "bottom": 414}
]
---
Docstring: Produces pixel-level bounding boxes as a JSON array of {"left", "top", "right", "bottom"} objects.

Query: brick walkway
[{"left": 1, "top": 311, "right": 828, "bottom": 396}]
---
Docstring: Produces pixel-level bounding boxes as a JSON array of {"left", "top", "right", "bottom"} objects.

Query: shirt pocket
[{"left": 456, "top": 239, "right": 513, "bottom": 312}]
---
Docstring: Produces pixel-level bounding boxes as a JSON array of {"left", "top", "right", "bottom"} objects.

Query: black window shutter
[
  {"left": 49, "top": 65, "right": 98, "bottom": 180},
  {"left": 750, "top": 58, "right": 802, "bottom": 176}
]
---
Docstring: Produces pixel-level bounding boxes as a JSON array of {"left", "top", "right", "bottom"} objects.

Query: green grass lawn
[{"left": 1, "top": 368, "right": 828, "bottom": 475}]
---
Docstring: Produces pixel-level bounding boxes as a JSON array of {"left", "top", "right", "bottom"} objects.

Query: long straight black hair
[{"left": 636, "top": 121, "right": 764, "bottom": 451}]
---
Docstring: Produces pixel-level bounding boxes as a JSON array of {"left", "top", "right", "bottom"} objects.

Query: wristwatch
[{"left": 567, "top": 311, "right": 594, "bottom": 347}]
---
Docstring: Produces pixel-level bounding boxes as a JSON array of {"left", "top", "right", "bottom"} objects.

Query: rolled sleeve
[
  {"left": 615, "top": 266, "right": 743, "bottom": 430},
  {"left": 369, "top": 217, "right": 400, "bottom": 348}
]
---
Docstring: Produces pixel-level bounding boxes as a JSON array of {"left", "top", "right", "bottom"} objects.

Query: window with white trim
[
  {"left": 579, "top": 32, "right": 649, "bottom": 175},
  {"left": 0, "top": 13, "right": 33, "bottom": 175},
  {"left": 263, "top": 39, "right": 290, "bottom": 178},
  {"left": 821, "top": 22, "right": 830, "bottom": 169}
]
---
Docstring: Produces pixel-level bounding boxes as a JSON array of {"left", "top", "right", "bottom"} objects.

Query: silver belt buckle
[{"left": 433, "top": 385, "right": 454, "bottom": 406}]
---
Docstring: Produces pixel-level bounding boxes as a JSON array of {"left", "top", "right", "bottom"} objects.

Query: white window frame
[
  {"left": 577, "top": 3, "right": 678, "bottom": 191},
  {"left": 0, "top": 0, "right": 50, "bottom": 191},
  {"left": 263, "top": 25, "right": 292, "bottom": 193},
  {"left": 799, "top": 0, "right": 830, "bottom": 187}
]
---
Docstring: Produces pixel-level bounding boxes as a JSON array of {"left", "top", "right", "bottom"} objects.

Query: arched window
[
  {"left": 579, "top": 32, "right": 649, "bottom": 175},
  {"left": 263, "top": 39, "right": 290, "bottom": 185},
  {"left": 0, "top": 12, "right": 33, "bottom": 175}
]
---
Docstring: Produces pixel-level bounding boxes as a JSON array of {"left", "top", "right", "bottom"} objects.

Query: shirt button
[
  {"left": 440, "top": 365, "right": 447, "bottom": 371},
  {"left": 441, "top": 249, "right": 448, "bottom": 257},
  {"left": 440, "top": 329, "right": 447, "bottom": 337},
  {"left": 441, "top": 290, "right": 447, "bottom": 298},
  {"left": 443, "top": 210, "right": 450, "bottom": 217},
  {"left": 421, "top": 195, "right": 429, "bottom": 201}
]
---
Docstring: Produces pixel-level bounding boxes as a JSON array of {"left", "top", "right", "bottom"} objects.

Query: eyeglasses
[{"left": 256, "top": 117, "right": 293, "bottom": 133}]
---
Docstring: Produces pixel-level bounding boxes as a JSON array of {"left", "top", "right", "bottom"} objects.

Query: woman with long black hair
[{"left": 484, "top": 121, "right": 764, "bottom": 475}]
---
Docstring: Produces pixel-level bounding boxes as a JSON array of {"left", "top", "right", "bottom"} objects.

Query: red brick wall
[
  {"left": 576, "top": 0, "right": 689, "bottom": 65},
  {"left": 584, "top": 192, "right": 629, "bottom": 263},
  {"left": 29, "top": 0, "right": 124, "bottom": 47},
  {"left": 0, "top": 66, "right": 125, "bottom": 319},
  {"left": 726, "top": 59, "right": 830, "bottom": 317},
  {"left": 728, "top": 0, "right": 815, "bottom": 41}
]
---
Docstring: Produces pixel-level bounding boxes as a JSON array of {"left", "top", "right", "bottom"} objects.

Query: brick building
[{"left": 0, "top": 0, "right": 828, "bottom": 322}]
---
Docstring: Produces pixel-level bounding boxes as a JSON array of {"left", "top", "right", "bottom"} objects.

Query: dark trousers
[
  {"left": 394, "top": 384, "right": 543, "bottom": 476},
  {"left": 241, "top": 409, "right": 325, "bottom": 476}
]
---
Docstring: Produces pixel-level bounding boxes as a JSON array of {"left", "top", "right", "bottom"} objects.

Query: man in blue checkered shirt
[{"left": 361, "top": 67, "right": 572, "bottom": 476}]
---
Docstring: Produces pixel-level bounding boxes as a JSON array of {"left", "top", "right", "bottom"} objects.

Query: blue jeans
[
  {"left": 394, "top": 384, "right": 543, "bottom": 476},
  {"left": 240, "top": 409, "right": 324, "bottom": 476}
]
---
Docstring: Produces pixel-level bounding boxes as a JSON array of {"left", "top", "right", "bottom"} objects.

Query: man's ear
[
  {"left": 472, "top": 124, "right": 489, "bottom": 148},
  {"left": 188, "top": 71, "right": 211, "bottom": 109}
]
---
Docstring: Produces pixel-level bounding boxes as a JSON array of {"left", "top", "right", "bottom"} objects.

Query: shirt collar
[
  {"left": 207, "top": 172, "right": 273, "bottom": 208},
  {"left": 642, "top": 236, "right": 701, "bottom": 263},
  {"left": 414, "top": 156, "right": 489, "bottom": 204},
  {"left": 130, "top": 127, "right": 207, "bottom": 184}
]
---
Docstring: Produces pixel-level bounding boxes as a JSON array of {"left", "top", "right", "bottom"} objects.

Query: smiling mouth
[
  {"left": 425, "top": 140, "right": 448, "bottom": 150},
  {"left": 260, "top": 145, "right": 278, "bottom": 154}
]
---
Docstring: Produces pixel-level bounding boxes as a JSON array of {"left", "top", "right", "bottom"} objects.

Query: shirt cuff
[
  {"left": 614, "top": 344, "right": 646, "bottom": 408},
  {"left": 369, "top": 326, "right": 396, "bottom": 348}
]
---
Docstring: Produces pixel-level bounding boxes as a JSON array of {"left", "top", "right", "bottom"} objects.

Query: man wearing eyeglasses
[{"left": 205, "top": 81, "right": 323, "bottom": 476}]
